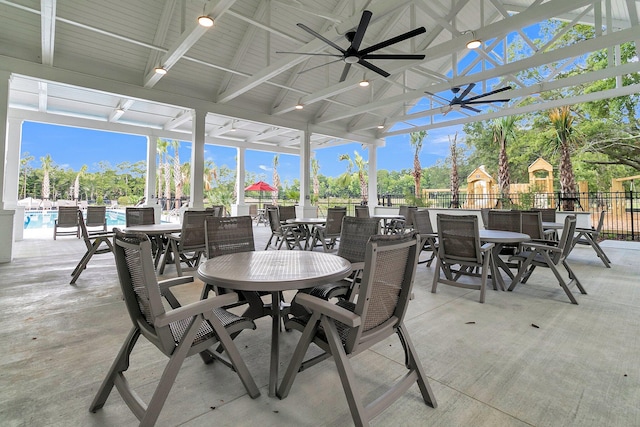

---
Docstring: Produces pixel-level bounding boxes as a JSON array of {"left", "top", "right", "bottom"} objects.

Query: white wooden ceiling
[{"left": 1, "top": 0, "right": 639, "bottom": 153}]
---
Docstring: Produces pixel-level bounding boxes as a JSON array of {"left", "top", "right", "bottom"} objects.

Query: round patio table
[
  {"left": 479, "top": 230, "right": 530, "bottom": 291},
  {"left": 197, "top": 250, "right": 351, "bottom": 396}
]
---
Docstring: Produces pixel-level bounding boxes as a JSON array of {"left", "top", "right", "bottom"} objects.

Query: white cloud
[{"left": 259, "top": 165, "right": 272, "bottom": 171}]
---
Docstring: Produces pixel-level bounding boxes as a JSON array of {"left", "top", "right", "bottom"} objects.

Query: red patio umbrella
[{"left": 244, "top": 181, "right": 277, "bottom": 208}]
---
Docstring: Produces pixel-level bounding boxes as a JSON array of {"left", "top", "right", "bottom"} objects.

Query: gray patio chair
[
  {"left": 70, "top": 210, "right": 113, "bottom": 284},
  {"left": 277, "top": 232, "right": 437, "bottom": 426},
  {"left": 386, "top": 205, "right": 417, "bottom": 234},
  {"left": 300, "top": 216, "right": 381, "bottom": 308},
  {"left": 201, "top": 215, "right": 271, "bottom": 319},
  {"left": 413, "top": 209, "right": 438, "bottom": 267},
  {"left": 487, "top": 209, "right": 521, "bottom": 255},
  {"left": 264, "top": 207, "right": 303, "bottom": 250},
  {"left": 354, "top": 205, "right": 370, "bottom": 218},
  {"left": 85, "top": 205, "right": 107, "bottom": 234},
  {"left": 509, "top": 216, "right": 587, "bottom": 304},
  {"left": 206, "top": 205, "right": 224, "bottom": 217},
  {"left": 89, "top": 229, "right": 259, "bottom": 426},
  {"left": 277, "top": 205, "right": 297, "bottom": 223},
  {"left": 431, "top": 214, "right": 493, "bottom": 303},
  {"left": 125, "top": 206, "right": 155, "bottom": 226},
  {"left": 309, "top": 207, "right": 346, "bottom": 252},
  {"left": 570, "top": 210, "right": 611, "bottom": 267},
  {"left": 159, "top": 210, "right": 210, "bottom": 276},
  {"left": 53, "top": 206, "right": 80, "bottom": 239}
]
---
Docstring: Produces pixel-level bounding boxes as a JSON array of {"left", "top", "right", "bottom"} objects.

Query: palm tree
[
  {"left": 311, "top": 156, "right": 320, "bottom": 205},
  {"left": 449, "top": 132, "right": 460, "bottom": 208},
  {"left": 409, "top": 130, "right": 427, "bottom": 198},
  {"left": 549, "top": 106, "right": 578, "bottom": 210},
  {"left": 73, "top": 164, "right": 87, "bottom": 201},
  {"left": 40, "top": 154, "right": 53, "bottom": 200},
  {"left": 20, "top": 152, "right": 34, "bottom": 199},
  {"left": 338, "top": 151, "right": 368, "bottom": 203},
  {"left": 171, "top": 140, "right": 182, "bottom": 208},
  {"left": 272, "top": 154, "right": 280, "bottom": 205},
  {"left": 156, "top": 138, "right": 168, "bottom": 203},
  {"left": 492, "top": 115, "right": 517, "bottom": 206}
]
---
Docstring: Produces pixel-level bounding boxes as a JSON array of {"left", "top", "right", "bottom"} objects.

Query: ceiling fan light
[
  {"left": 466, "top": 39, "right": 482, "bottom": 49},
  {"left": 198, "top": 15, "right": 214, "bottom": 27},
  {"left": 359, "top": 79, "right": 370, "bottom": 87},
  {"left": 154, "top": 66, "right": 167, "bottom": 75},
  {"left": 295, "top": 103, "right": 304, "bottom": 110},
  {"left": 377, "top": 124, "right": 384, "bottom": 129}
]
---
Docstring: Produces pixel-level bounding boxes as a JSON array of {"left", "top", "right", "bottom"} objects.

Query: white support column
[
  {"left": 190, "top": 110, "right": 206, "bottom": 210},
  {"left": 0, "top": 71, "right": 15, "bottom": 262},
  {"left": 143, "top": 135, "right": 161, "bottom": 222},
  {"left": 6, "top": 118, "right": 23, "bottom": 241},
  {"left": 232, "top": 147, "right": 249, "bottom": 215},
  {"left": 298, "top": 129, "right": 316, "bottom": 217},
  {"left": 367, "top": 145, "right": 378, "bottom": 215}
]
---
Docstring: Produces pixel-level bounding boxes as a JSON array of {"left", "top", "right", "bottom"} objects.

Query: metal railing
[{"left": 376, "top": 191, "right": 639, "bottom": 241}]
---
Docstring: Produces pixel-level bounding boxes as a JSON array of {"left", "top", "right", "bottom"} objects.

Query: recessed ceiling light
[
  {"left": 295, "top": 103, "right": 304, "bottom": 110},
  {"left": 377, "top": 124, "right": 384, "bottom": 129},
  {"left": 154, "top": 66, "right": 167, "bottom": 75},
  {"left": 198, "top": 15, "right": 214, "bottom": 27},
  {"left": 359, "top": 79, "right": 370, "bottom": 87},
  {"left": 466, "top": 39, "right": 482, "bottom": 49}
]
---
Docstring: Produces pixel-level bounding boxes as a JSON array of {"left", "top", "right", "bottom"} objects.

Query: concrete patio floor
[{"left": 1, "top": 225, "right": 639, "bottom": 426}]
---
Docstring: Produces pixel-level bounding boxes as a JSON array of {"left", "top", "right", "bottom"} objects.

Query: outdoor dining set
[{"left": 55, "top": 204, "right": 611, "bottom": 426}]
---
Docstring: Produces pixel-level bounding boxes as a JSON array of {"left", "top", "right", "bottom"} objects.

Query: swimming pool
[{"left": 24, "top": 209, "right": 127, "bottom": 229}]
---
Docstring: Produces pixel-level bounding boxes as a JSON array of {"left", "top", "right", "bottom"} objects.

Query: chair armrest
[
  {"left": 158, "top": 276, "right": 194, "bottom": 293},
  {"left": 294, "top": 293, "right": 361, "bottom": 327},
  {"left": 480, "top": 242, "right": 494, "bottom": 252},
  {"left": 520, "top": 241, "right": 562, "bottom": 252},
  {"left": 154, "top": 292, "right": 239, "bottom": 327}
]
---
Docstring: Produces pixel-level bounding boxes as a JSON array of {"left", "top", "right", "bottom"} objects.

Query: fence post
[{"left": 630, "top": 189, "right": 635, "bottom": 241}]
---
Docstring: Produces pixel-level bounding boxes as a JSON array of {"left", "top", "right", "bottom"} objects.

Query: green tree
[
  {"left": 549, "top": 106, "right": 578, "bottom": 210},
  {"left": 73, "top": 165, "right": 87, "bottom": 201},
  {"left": 20, "top": 152, "right": 34, "bottom": 199},
  {"left": 409, "top": 130, "right": 427, "bottom": 197},
  {"left": 40, "top": 154, "right": 53, "bottom": 200},
  {"left": 338, "top": 151, "right": 368, "bottom": 202},
  {"left": 171, "top": 140, "right": 182, "bottom": 208},
  {"left": 311, "top": 156, "right": 320, "bottom": 205},
  {"left": 272, "top": 154, "right": 281, "bottom": 205},
  {"left": 492, "top": 115, "right": 518, "bottom": 203}
]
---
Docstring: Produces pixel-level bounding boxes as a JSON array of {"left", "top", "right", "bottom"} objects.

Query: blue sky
[{"left": 20, "top": 121, "right": 459, "bottom": 183}]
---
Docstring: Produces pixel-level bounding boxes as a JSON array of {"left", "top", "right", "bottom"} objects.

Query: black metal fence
[{"left": 376, "top": 191, "right": 639, "bottom": 241}]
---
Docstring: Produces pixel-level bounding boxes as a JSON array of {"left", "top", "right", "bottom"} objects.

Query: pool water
[{"left": 24, "top": 209, "right": 127, "bottom": 229}]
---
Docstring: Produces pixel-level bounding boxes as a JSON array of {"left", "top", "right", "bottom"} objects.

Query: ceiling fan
[
  {"left": 426, "top": 83, "right": 512, "bottom": 114},
  {"left": 278, "top": 10, "right": 426, "bottom": 82}
]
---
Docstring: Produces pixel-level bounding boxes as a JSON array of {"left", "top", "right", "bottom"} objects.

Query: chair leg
[
  {"left": 70, "top": 244, "right": 98, "bottom": 284},
  {"left": 277, "top": 312, "right": 321, "bottom": 399},
  {"left": 396, "top": 324, "right": 437, "bottom": 408},
  {"left": 431, "top": 258, "right": 442, "bottom": 294},
  {"left": 90, "top": 327, "right": 141, "bottom": 412},
  {"left": 205, "top": 313, "right": 260, "bottom": 398},
  {"left": 141, "top": 316, "right": 205, "bottom": 426},
  {"left": 321, "top": 316, "right": 368, "bottom": 427}
]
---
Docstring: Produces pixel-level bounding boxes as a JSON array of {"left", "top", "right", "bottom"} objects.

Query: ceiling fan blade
[
  {"left": 298, "top": 58, "right": 344, "bottom": 75},
  {"left": 363, "top": 54, "right": 425, "bottom": 60},
  {"left": 297, "top": 23, "right": 346, "bottom": 54},
  {"left": 357, "top": 59, "right": 390, "bottom": 78},
  {"left": 339, "top": 63, "right": 352, "bottom": 82},
  {"left": 276, "top": 51, "right": 343, "bottom": 57},
  {"left": 359, "top": 27, "right": 426, "bottom": 55},
  {"left": 461, "top": 104, "right": 482, "bottom": 113},
  {"left": 350, "top": 10, "right": 372, "bottom": 51},
  {"left": 464, "top": 85, "right": 512, "bottom": 102},
  {"left": 458, "top": 83, "right": 475, "bottom": 101},
  {"left": 464, "top": 98, "right": 511, "bottom": 104}
]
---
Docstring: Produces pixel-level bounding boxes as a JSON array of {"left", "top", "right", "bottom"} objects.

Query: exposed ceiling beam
[
  {"left": 40, "top": 0, "right": 56, "bottom": 66},
  {"left": 143, "top": 0, "right": 237, "bottom": 88},
  {"left": 385, "top": 82, "right": 640, "bottom": 136},
  {"left": 317, "top": 20, "right": 639, "bottom": 125}
]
